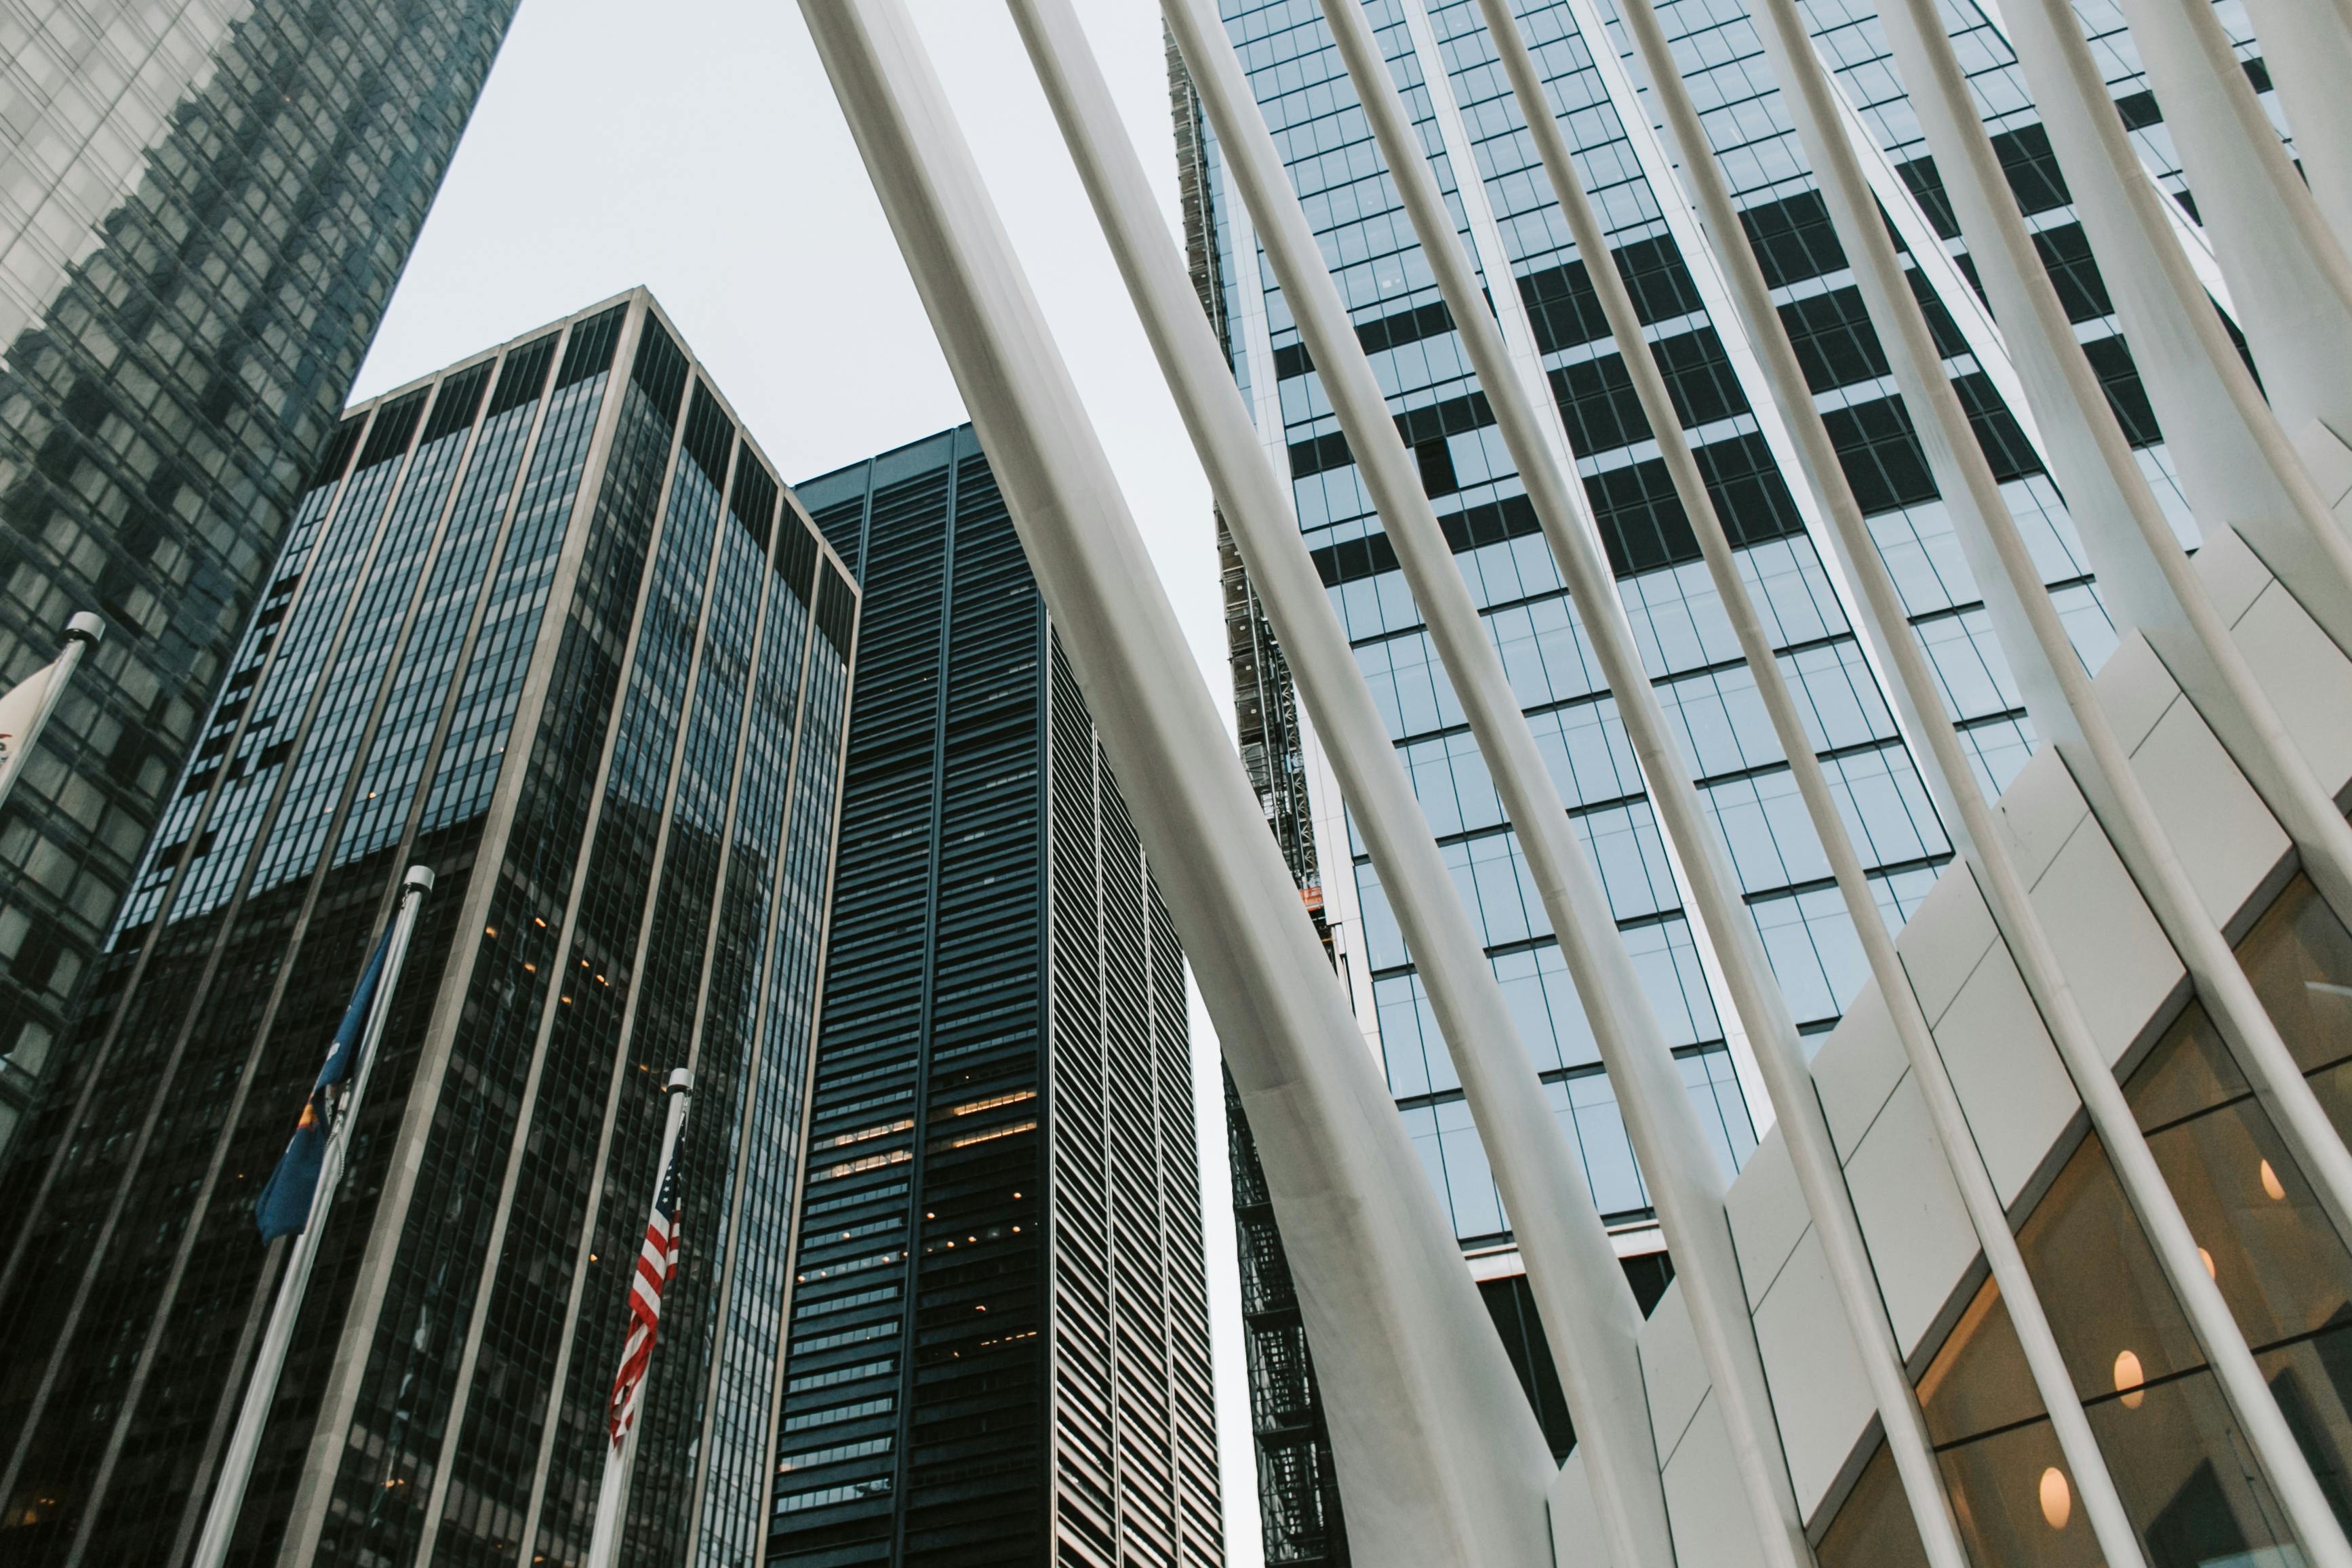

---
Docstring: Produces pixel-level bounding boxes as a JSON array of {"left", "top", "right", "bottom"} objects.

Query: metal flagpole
[
  {"left": 585, "top": 1068, "right": 692, "bottom": 1568},
  {"left": 190, "top": 863, "right": 435, "bottom": 1568},
  {"left": 0, "top": 611, "right": 104, "bottom": 813}
]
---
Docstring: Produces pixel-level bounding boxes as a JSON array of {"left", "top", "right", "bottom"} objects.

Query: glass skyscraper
[
  {"left": 0, "top": 0, "right": 524, "bottom": 1154},
  {"left": 0, "top": 293, "right": 858, "bottom": 1568},
  {"left": 1174, "top": 1, "right": 2250, "bottom": 1559},
  {"left": 765, "top": 427, "right": 1221, "bottom": 1568}
]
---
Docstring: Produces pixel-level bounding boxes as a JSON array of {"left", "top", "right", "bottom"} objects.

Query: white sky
[{"left": 351, "top": 1, "right": 1262, "bottom": 1559}]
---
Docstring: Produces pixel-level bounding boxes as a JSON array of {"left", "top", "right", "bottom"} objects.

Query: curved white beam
[
  {"left": 2111, "top": 0, "right": 2352, "bottom": 445},
  {"left": 1161, "top": 1, "right": 1814, "bottom": 1562},
  {"left": 998, "top": 3, "right": 1673, "bottom": 1562},
  {"left": 1740, "top": 2, "right": 2352, "bottom": 1559},
  {"left": 2237, "top": 0, "right": 2352, "bottom": 258},
  {"left": 789, "top": 5, "right": 1558, "bottom": 1565},
  {"left": 1997, "top": 0, "right": 2352, "bottom": 663},
  {"left": 1472, "top": 4, "right": 2147, "bottom": 1563},
  {"left": 1309, "top": 1, "right": 1985, "bottom": 1563}
]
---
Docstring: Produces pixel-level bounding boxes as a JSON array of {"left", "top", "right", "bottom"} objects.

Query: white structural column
[
  {"left": 1000, "top": 3, "right": 1674, "bottom": 1565},
  {"left": 2236, "top": 0, "right": 2352, "bottom": 257},
  {"left": 1870, "top": 0, "right": 2352, "bottom": 1056},
  {"left": 1309, "top": 1, "right": 1978, "bottom": 1563},
  {"left": 1471, "top": 5, "right": 2147, "bottom": 1564},
  {"left": 1755, "top": 0, "right": 2352, "bottom": 1308},
  {"left": 2108, "top": 0, "right": 2352, "bottom": 446},
  {"left": 1161, "top": 3, "right": 1814, "bottom": 1563},
  {"left": 1638, "top": 1, "right": 2352, "bottom": 1561},
  {"left": 1995, "top": 0, "right": 2352, "bottom": 662},
  {"left": 789, "top": 5, "right": 1557, "bottom": 1565}
]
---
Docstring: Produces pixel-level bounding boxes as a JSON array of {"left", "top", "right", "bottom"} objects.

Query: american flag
[{"left": 605, "top": 1150, "right": 681, "bottom": 1448}]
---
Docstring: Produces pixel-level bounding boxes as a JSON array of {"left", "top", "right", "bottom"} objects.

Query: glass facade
[
  {"left": 1170, "top": 0, "right": 2284, "bottom": 1557},
  {"left": 0, "top": 0, "right": 523, "bottom": 1155},
  {"left": 765, "top": 428, "right": 1221, "bottom": 1568},
  {"left": 1820, "top": 872, "right": 2352, "bottom": 1567},
  {"left": 0, "top": 295, "right": 857, "bottom": 1568}
]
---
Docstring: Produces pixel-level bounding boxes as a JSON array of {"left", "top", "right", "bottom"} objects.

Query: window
[{"left": 1820, "top": 875, "right": 2352, "bottom": 1565}]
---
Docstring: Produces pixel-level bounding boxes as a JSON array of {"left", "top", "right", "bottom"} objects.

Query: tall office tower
[
  {"left": 1172, "top": 2, "right": 2246, "bottom": 1557},
  {"left": 0, "top": 293, "right": 859, "bottom": 1568},
  {"left": 0, "top": 0, "right": 524, "bottom": 1153},
  {"left": 765, "top": 426, "right": 1221, "bottom": 1568}
]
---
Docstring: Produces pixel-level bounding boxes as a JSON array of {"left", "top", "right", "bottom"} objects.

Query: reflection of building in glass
[
  {"left": 0, "top": 294, "right": 857, "bottom": 1568},
  {"left": 765, "top": 427, "right": 1221, "bottom": 1568},
  {"left": 1172, "top": 2, "right": 2309, "bottom": 1561},
  {"left": 0, "top": 0, "right": 524, "bottom": 1152}
]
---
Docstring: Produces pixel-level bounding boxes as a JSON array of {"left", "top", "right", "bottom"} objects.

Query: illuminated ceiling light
[
  {"left": 2263, "top": 1159, "right": 2287, "bottom": 1201},
  {"left": 2114, "top": 1349, "right": 2145, "bottom": 1410},
  {"left": 2039, "top": 1467, "right": 2071, "bottom": 1531}
]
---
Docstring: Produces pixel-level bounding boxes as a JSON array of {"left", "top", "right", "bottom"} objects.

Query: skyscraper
[
  {"left": 0, "top": 292, "right": 858, "bottom": 1568},
  {"left": 0, "top": 0, "right": 525, "bottom": 1152},
  {"left": 765, "top": 427, "right": 1220, "bottom": 1568},
  {"left": 1170, "top": 1, "right": 2235, "bottom": 1557}
]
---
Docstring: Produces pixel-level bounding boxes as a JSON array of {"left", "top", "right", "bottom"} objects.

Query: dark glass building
[
  {"left": 764, "top": 427, "right": 1221, "bottom": 1568},
  {"left": 0, "top": 0, "right": 524, "bottom": 1154},
  {"left": 0, "top": 293, "right": 858, "bottom": 1568}
]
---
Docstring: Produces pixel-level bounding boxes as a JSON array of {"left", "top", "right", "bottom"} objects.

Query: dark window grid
[
  {"left": 323, "top": 367, "right": 676, "bottom": 1561},
  {"left": 71, "top": 867, "right": 477, "bottom": 1561},
  {"left": 133, "top": 464, "right": 377, "bottom": 904},
  {"left": 338, "top": 394, "right": 550, "bottom": 864},
  {"left": 113, "top": 471, "right": 353, "bottom": 931},
  {"left": 510, "top": 446, "right": 746, "bottom": 1565},
  {"left": 245, "top": 425, "right": 480, "bottom": 897},
  {"left": 614, "top": 502, "right": 778, "bottom": 1564},
  {"left": 164, "top": 430, "right": 423, "bottom": 921},
  {"left": 419, "top": 372, "right": 615, "bottom": 832}
]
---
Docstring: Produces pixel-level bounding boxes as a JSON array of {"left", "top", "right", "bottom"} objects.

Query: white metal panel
[
  {"left": 1893, "top": 868, "right": 2001, "bottom": 1029},
  {"left": 1934, "top": 948, "right": 2081, "bottom": 1207},
  {"left": 2128, "top": 696, "right": 2292, "bottom": 926},
  {"left": 1751, "top": 1229, "right": 1879, "bottom": 1520},
  {"left": 1726, "top": 1126, "right": 1808, "bottom": 1312},
  {"left": 1809, "top": 977, "right": 1906, "bottom": 1162},
  {"left": 1638, "top": 1279, "right": 1711, "bottom": 1466},
  {"left": 1844, "top": 1075, "right": 1979, "bottom": 1358},
  {"left": 1660, "top": 1394, "right": 1776, "bottom": 1568},
  {"left": 2028, "top": 815, "right": 2187, "bottom": 1070}
]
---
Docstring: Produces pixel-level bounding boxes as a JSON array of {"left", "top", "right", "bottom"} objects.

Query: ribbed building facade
[
  {"left": 0, "top": 293, "right": 857, "bottom": 1568},
  {"left": 765, "top": 428, "right": 1220, "bottom": 1568},
  {"left": 1172, "top": 0, "right": 2294, "bottom": 1559},
  {"left": 0, "top": 0, "right": 523, "bottom": 1154}
]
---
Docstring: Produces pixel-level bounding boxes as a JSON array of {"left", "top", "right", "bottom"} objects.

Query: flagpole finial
[
  {"left": 403, "top": 864, "right": 435, "bottom": 894},
  {"left": 64, "top": 612, "right": 103, "bottom": 645},
  {"left": 666, "top": 1069, "right": 692, "bottom": 1095}
]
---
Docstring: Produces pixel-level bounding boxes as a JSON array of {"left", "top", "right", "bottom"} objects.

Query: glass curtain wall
[{"left": 1173, "top": 0, "right": 2275, "bottom": 1555}]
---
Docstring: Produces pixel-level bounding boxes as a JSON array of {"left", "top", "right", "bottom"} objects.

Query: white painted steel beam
[
  {"left": 1996, "top": 0, "right": 2352, "bottom": 663},
  {"left": 2109, "top": 0, "right": 2352, "bottom": 447},
  {"left": 1871, "top": 0, "right": 2352, "bottom": 1092},
  {"left": 1755, "top": 0, "right": 2352, "bottom": 1287},
  {"left": 1711, "top": 3, "right": 2352, "bottom": 1561},
  {"left": 789, "top": 5, "right": 1556, "bottom": 1565},
  {"left": 2237, "top": 0, "right": 2352, "bottom": 258},
  {"left": 997, "top": 3, "right": 1672, "bottom": 1564},
  {"left": 1160, "top": 1, "right": 1813, "bottom": 1561},
  {"left": 1472, "top": 4, "right": 2145, "bottom": 1563},
  {"left": 1307, "top": 1, "right": 1989, "bottom": 1563}
]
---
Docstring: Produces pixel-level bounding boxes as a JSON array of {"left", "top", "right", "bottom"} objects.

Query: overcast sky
[{"left": 353, "top": 1, "right": 1260, "bottom": 1558}]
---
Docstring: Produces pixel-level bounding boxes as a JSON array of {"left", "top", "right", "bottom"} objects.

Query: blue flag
[{"left": 256, "top": 925, "right": 395, "bottom": 1242}]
